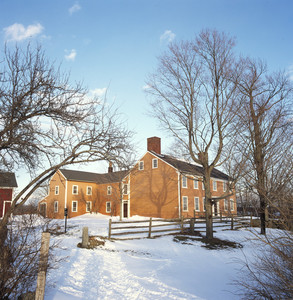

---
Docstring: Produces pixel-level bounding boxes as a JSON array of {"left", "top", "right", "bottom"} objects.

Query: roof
[
  {"left": 59, "top": 169, "right": 129, "bottom": 184},
  {"left": 151, "top": 152, "right": 230, "bottom": 181},
  {"left": 0, "top": 172, "right": 18, "bottom": 188}
]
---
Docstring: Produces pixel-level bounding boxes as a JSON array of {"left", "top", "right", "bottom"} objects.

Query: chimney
[
  {"left": 147, "top": 137, "right": 161, "bottom": 154},
  {"left": 108, "top": 162, "right": 113, "bottom": 173}
]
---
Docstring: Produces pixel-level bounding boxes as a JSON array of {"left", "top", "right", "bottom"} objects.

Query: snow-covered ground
[{"left": 44, "top": 214, "right": 264, "bottom": 300}]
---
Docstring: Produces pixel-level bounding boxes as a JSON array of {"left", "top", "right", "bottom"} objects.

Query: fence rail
[{"left": 108, "top": 215, "right": 254, "bottom": 240}]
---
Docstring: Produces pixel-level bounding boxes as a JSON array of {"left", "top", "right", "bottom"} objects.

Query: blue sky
[{"left": 1, "top": 0, "right": 293, "bottom": 180}]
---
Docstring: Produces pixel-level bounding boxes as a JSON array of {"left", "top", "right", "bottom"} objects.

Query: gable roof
[
  {"left": 59, "top": 169, "right": 128, "bottom": 184},
  {"left": 0, "top": 172, "right": 18, "bottom": 188},
  {"left": 150, "top": 152, "right": 230, "bottom": 181}
]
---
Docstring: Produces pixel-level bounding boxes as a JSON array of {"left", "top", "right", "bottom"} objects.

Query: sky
[{"left": 1, "top": 0, "right": 293, "bottom": 187}]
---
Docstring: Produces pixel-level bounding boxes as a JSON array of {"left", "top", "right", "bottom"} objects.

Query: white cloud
[
  {"left": 64, "top": 49, "right": 77, "bottom": 61},
  {"left": 90, "top": 88, "right": 107, "bottom": 97},
  {"left": 4, "top": 23, "right": 44, "bottom": 42},
  {"left": 69, "top": 3, "right": 81, "bottom": 15},
  {"left": 160, "top": 30, "right": 176, "bottom": 43},
  {"left": 142, "top": 84, "right": 151, "bottom": 91}
]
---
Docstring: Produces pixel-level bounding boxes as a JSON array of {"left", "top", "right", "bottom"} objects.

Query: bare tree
[
  {"left": 146, "top": 29, "right": 240, "bottom": 239},
  {"left": 0, "top": 44, "right": 133, "bottom": 228},
  {"left": 233, "top": 58, "right": 293, "bottom": 234}
]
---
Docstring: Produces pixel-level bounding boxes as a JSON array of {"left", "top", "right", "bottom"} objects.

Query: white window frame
[
  {"left": 230, "top": 199, "right": 234, "bottom": 211},
  {"left": 182, "top": 196, "right": 188, "bottom": 212},
  {"left": 106, "top": 201, "right": 111, "bottom": 213},
  {"left": 72, "top": 201, "right": 78, "bottom": 212},
  {"left": 194, "top": 178, "right": 198, "bottom": 189},
  {"left": 194, "top": 197, "right": 200, "bottom": 211},
  {"left": 86, "top": 201, "right": 92, "bottom": 212},
  {"left": 223, "top": 182, "right": 227, "bottom": 192},
  {"left": 152, "top": 158, "right": 158, "bottom": 169},
  {"left": 139, "top": 161, "right": 144, "bottom": 170},
  {"left": 72, "top": 185, "right": 78, "bottom": 195},
  {"left": 55, "top": 186, "right": 59, "bottom": 195},
  {"left": 224, "top": 199, "right": 228, "bottom": 211},
  {"left": 123, "top": 184, "right": 128, "bottom": 195},
  {"left": 107, "top": 186, "right": 112, "bottom": 195},
  {"left": 86, "top": 186, "right": 92, "bottom": 195},
  {"left": 54, "top": 201, "right": 58, "bottom": 213},
  {"left": 182, "top": 175, "right": 187, "bottom": 188},
  {"left": 213, "top": 180, "right": 217, "bottom": 191}
]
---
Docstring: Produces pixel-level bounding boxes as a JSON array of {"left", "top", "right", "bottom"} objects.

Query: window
[
  {"left": 202, "top": 182, "right": 205, "bottom": 190},
  {"left": 194, "top": 178, "right": 198, "bottom": 189},
  {"left": 55, "top": 186, "right": 59, "bottom": 195},
  {"left": 224, "top": 199, "right": 228, "bottom": 211},
  {"left": 213, "top": 180, "right": 217, "bottom": 191},
  {"left": 72, "top": 201, "right": 78, "bottom": 212},
  {"left": 223, "top": 182, "right": 227, "bottom": 192},
  {"left": 86, "top": 201, "right": 92, "bottom": 212},
  {"left": 194, "top": 197, "right": 200, "bottom": 211},
  {"left": 87, "top": 186, "right": 92, "bottom": 195},
  {"left": 203, "top": 198, "right": 206, "bottom": 211},
  {"left": 152, "top": 158, "right": 158, "bottom": 169},
  {"left": 107, "top": 186, "right": 112, "bottom": 195},
  {"left": 106, "top": 201, "right": 111, "bottom": 213},
  {"left": 182, "top": 176, "right": 187, "bottom": 188},
  {"left": 72, "top": 185, "right": 78, "bottom": 195},
  {"left": 139, "top": 161, "right": 144, "bottom": 170},
  {"left": 54, "top": 201, "right": 58, "bottom": 213},
  {"left": 182, "top": 196, "right": 188, "bottom": 212},
  {"left": 123, "top": 184, "right": 128, "bottom": 195},
  {"left": 230, "top": 199, "right": 234, "bottom": 211}
]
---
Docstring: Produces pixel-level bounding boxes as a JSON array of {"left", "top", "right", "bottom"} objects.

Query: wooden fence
[{"left": 108, "top": 215, "right": 253, "bottom": 239}]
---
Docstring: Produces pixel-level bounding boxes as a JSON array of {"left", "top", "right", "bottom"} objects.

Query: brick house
[
  {"left": 39, "top": 137, "right": 236, "bottom": 219},
  {"left": 0, "top": 172, "right": 18, "bottom": 218}
]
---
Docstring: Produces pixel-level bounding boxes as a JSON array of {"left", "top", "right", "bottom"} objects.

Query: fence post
[
  {"left": 148, "top": 217, "right": 152, "bottom": 238},
  {"left": 220, "top": 211, "right": 222, "bottom": 222},
  {"left": 231, "top": 214, "right": 234, "bottom": 230},
  {"left": 82, "top": 227, "right": 89, "bottom": 248},
  {"left": 180, "top": 216, "right": 184, "bottom": 233},
  {"left": 108, "top": 219, "right": 112, "bottom": 239},
  {"left": 190, "top": 218, "right": 194, "bottom": 234},
  {"left": 35, "top": 232, "right": 50, "bottom": 300},
  {"left": 250, "top": 212, "right": 253, "bottom": 227}
]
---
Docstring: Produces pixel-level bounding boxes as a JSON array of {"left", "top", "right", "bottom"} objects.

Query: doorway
[{"left": 123, "top": 201, "right": 129, "bottom": 218}]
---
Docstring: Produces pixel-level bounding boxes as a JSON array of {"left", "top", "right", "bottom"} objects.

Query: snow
[{"left": 43, "top": 214, "right": 265, "bottom": 300}]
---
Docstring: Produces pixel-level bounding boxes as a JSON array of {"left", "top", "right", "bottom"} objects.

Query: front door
[{"left": 123, "top": 201, "right": 128, "bottom": 218}]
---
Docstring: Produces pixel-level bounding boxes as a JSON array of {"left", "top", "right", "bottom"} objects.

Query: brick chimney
[
  {"left": 147, "top": 137, "right": 161, "bottom": 154},
  {"left": 108, "top": 162, "right": 113, "bottom": 173}
]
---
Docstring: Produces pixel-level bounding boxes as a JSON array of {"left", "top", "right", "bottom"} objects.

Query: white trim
[
  {"left": 194, "top": 197, "right": 200, "bottom": 211},
  {"left": 182, "top": 175, "right": 187, "bottom": 188},
  {"left": 86, "top": 186, "right": 92, "bottom": 195},
  {"left": 55, "top": 185, "right": 59, "bottom": 195},
  {"left": 72, "top": 201, "right": 78, "bottom": 212},
  {"left": 193, "top": 177, "right": 199, "bottom": 189},
  {"left": 107, "top": 186, "right": 112, "bottom": 195},
  {"left": 106, "top": 201, "right": 111, "bottom": 213},
  {"left": 2, "top": 200, "right": 11, "bottom": 218},
  {"left": 213, "top": 180, "right": 217, "bottom": 191},
  {"left": 182, "top": 196, "right": 188, "bottom": 212},
  {"left": 138, "top": 161, "right": 144, "bottom": 170},
  {"left": 72, "top": 185, "right": 78, "bottom": 195},
  {"left": 86, "top": 201, "right": 92, "bottom": 212},
  {"left": 152, "top": 158, "right": 158, "bottom": 169},
  {"left": 230, "top": 199, "right": 234, "bottom": 211},
  {"left": 224, "top": 198, "right": 228, "bottom": 211}
]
